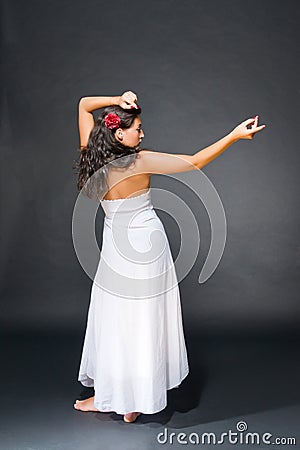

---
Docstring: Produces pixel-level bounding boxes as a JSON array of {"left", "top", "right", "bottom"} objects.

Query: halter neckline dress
[{"left": 77, "top": 188, "right": 189, "bottom": 414}]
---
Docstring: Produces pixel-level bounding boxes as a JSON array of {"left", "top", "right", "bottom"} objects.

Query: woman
[{"left": 73, "top": 91, "right": 266, "bottom": 423}]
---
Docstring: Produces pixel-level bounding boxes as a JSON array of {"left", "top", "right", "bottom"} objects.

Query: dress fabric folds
[{"left": 77, "top": 188, "right": 189, "bottom": 414}]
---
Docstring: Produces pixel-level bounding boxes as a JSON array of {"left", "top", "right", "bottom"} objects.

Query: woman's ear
[{"left": 116, "top": 128, "right": 123, "bottom": 141}]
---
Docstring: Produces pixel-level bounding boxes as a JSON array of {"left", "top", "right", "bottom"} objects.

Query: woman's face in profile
[{"left": 119, "top": 116, "right": 145, "bottom": 149}]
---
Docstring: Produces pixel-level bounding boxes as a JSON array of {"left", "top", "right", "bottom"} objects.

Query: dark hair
[{"left": 73, "top": 104, "right": 142, "bottom": 200}]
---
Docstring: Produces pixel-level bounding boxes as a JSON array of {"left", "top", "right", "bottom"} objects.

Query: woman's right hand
[
  {"left": 231, "top": 116, "right": 266, "bottom": 140},
  {"left": 118, "top": 91, "right": 139, "bottom": 109}
]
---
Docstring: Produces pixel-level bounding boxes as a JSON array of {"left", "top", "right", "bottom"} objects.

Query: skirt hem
[{"left": 78, "top": 366, "right": 189, "bottom": 415}]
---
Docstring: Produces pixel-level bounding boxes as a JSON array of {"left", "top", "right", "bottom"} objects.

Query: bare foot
[
  {"left": 123, "top": 412, "right": 142, "bottom": 423},
  {"left": 73, "top": 395, "right": 112, "bottom": 412}
]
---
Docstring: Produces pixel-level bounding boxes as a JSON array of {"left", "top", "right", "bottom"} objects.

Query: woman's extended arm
[
  {"left": 135, "top": 116, "right": 266, "bottom": 175},
  {"left": 78, "top": 91, "right": 139, "bottom": 148},
  {"left": 192, "top": 116, "right": 265, "bottom": 168}
]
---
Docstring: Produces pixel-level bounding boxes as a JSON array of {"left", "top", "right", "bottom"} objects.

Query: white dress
[{"left": 77, "top": 188, "right": 189, "bottom": 414}]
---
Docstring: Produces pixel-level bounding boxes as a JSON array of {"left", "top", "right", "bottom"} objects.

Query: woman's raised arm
[
  {"left": 134, "top": 116, "right": 266, "bottom": 175},
  {"left": 78, "top": 92, "right": 139, "bottom": 148}
]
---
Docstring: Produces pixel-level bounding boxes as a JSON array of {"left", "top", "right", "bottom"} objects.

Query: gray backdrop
[{"left": 1, "top": 0, "right": 299, "bottom": 334}]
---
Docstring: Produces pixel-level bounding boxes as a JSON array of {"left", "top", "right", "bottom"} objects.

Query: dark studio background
[{"left": 1, "top": 0, "right": 299, "bottom": 449}]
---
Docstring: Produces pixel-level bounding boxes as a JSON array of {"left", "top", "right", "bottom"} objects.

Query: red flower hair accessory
[{"left": 104, "top": 113, "right": 121, "bottom": 130}]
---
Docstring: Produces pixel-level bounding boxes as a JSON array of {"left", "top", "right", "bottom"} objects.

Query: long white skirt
[{"left": 77, "top": 189, "right": 189, "bottom": 414}]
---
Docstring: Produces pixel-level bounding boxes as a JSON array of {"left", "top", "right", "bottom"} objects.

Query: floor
[{"left": 1, "top": 329, "right": 299, "bottom": 450}]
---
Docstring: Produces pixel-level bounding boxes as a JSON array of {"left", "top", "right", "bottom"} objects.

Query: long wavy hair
[{"left": 73, "top": 105, "right": 142, "bottom": 200}]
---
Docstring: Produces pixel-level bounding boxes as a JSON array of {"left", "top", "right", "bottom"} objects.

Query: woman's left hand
[
  {"left": 231, "top": 116, "right": 266, "bottom": 140},
  {"left": 118, "top": 91, "right": 139, "bottom": 109}
]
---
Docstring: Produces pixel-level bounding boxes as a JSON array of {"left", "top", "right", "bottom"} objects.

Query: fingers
[
  {"left": 125, "top": 90, "right": 137, "bottom": 101},
  {"left": 248, "top": 124, "right": 266, "bottom": 139},
  {"left": 243, "top": 117, "right": 256, "bottom": 126},
  {"left": 253, "top": 124, "right": 266, "bottom": 132},
  {"left": 243, "top": 116, "right": 266, "bottom": 133},
  {"left": 121, "top": 90, "right": 138, "bottom": 109}
]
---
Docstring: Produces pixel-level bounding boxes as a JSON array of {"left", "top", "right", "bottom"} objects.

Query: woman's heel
[{"left": 123, "top": 412, "right": 141, "bottom": 423}]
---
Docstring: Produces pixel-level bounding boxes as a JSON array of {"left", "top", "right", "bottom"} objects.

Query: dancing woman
[{"left": 73, "top": 91, "right": 265, "bottom": 423}]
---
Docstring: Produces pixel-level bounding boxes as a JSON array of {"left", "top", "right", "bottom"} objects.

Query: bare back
[
  {"left": 103, "top": 167, "right": 151, "bottom": 201},
  {"left": 103, "top": 149, "right": 197, "bottom": 201}
]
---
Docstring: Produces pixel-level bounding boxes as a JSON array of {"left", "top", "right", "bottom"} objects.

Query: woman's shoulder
[
  {"left": 133, "top": 148, "right": 196, "bottom": 175},
  {"left": 130, "top": 149, "right": 156, "bottom": 172},
  {"left": 138, "top": 149, "right": 155, "bottom": 153},
  {"left": 137, "top": 149, "right": 156, "bottom": 156}
]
